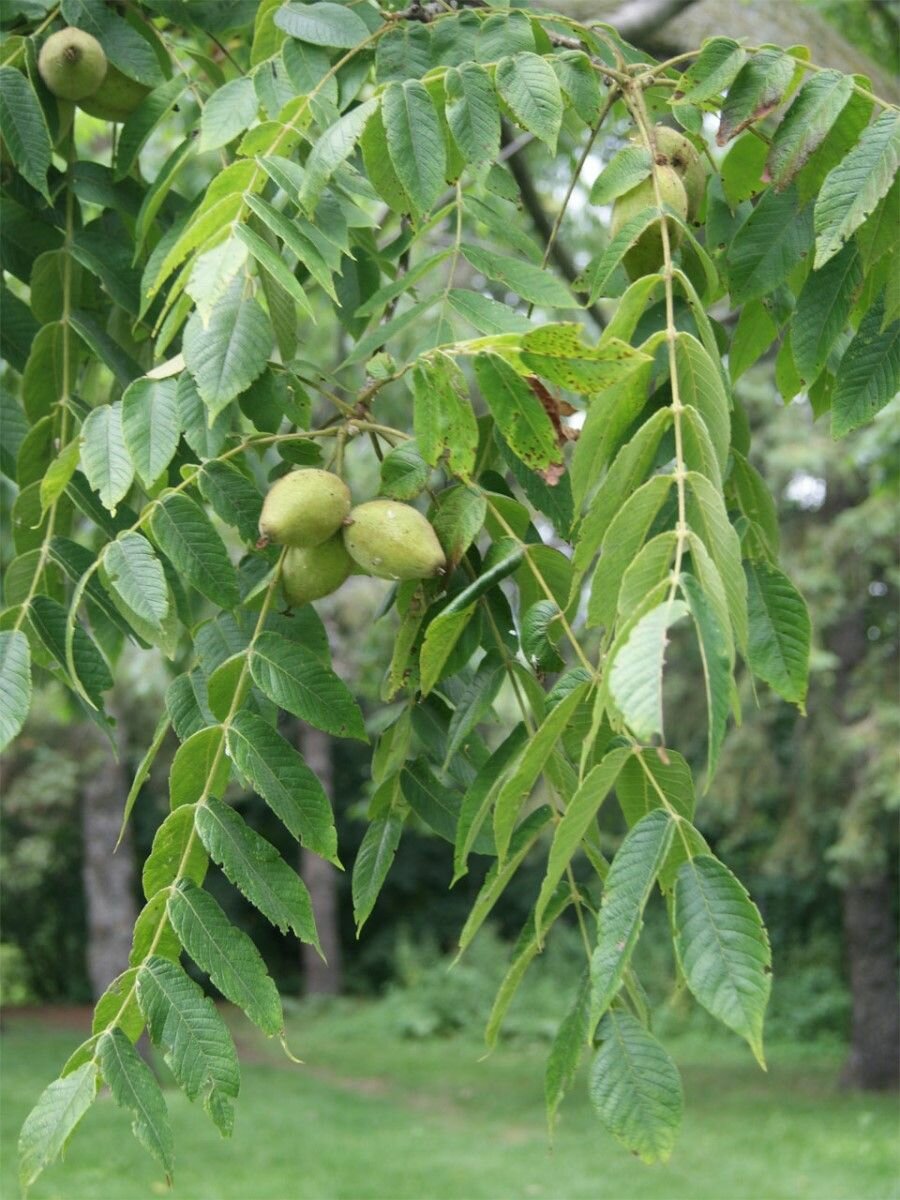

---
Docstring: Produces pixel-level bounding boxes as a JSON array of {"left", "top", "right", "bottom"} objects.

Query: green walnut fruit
[
  {"left": 78, "top": 64, "right": 149, "bottom": 122},
  {"left": 259, "top": 469, "right": 352, "bottom": 549},
  {"left": 610, "top": 165, "right": 688, "bottom": 280},
  {"left": 281, "top": 536, "right": 354, "bottom": 606},
  {"left": 651, "top": 125, "right": 707, "bottom": 221},
  {"left": 343, "top": 500, "right": 446, "bottom": 581},
  {"left": 38, "top": 28, "right": 107, "bottom": 102}
]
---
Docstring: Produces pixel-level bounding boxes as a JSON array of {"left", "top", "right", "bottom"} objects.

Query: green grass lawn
[{"left": 2, "top": 1002, "right": 897, "bottom": 1200}]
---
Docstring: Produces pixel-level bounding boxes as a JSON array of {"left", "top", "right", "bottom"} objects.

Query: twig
[{"left": 502, "top": 123, "right": 608, "bottom": 330}]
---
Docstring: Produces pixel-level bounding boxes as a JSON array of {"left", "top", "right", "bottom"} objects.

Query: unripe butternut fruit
[
  {"left": 650, "top": 125, "right": 707, "bottom": 221},
  {"left": 610, "top": 165, "right": 688, "bottom": 280},
  {"left": 343, "top": 500, "right": 446, "bottom": 581},
  {"left": 78, "top": 64, "right": 149, "bottom": 121},
  {"left": 259, "top": 469, "right": 351, "bottom": 548},
  {"left": 38, "top": 28, "right": 107, "bottom": 102},
  {"left": 281, "top": 537, "right": 354, "bottom": 606}
]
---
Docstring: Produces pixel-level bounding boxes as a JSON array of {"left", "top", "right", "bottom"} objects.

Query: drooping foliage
[{"left": 1, "top": 0, "right": 897, "bottom": 1185}]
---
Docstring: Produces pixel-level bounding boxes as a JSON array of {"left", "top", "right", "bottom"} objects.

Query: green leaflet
[
  {"left": 352, "top": 810, "right": 405, "bottom": 934},
  {"left": 727, "top": 185, "right": 814, "bottom": 304},
  {"left": 92, "top": 968, "right": 143, "bottom": 1043},
  {"left": 590, "top": 1011, "right": 683, "bottom": 1164},
  {"left": 410, "top": 352, "right": 478, "bottom": 476},
  {"left": 545, "top": 970, "right": 591, "bottom": 1131},
  {"left": 830, "top": 295, "right": 900, "bottom": 436},
  {"left": 249, "top": 631, "right": 366, "bottom": 741},
  {"left": 551, "top": 50, "right": 603, "bottom": 125},
  {"left": 673, "top": 37, "right": 746, "bottom": 106},
  {"left": 18, "top": 1062, "right": 99, "bottom": 1190},
  {"left": 493, "top": 681, "right": 589, "bottom": 864},
  {"left": 766, "top": 70, "right": 853, "bottom": 190},
  {"left": 616, "top": 750, "right": 695, "bottom": 825},
  {"left": 226, "top": 710, "right": 338, "bottom": 861},
  {"left": 685, "top": 471, "right": 749, "bottom": 655},
  {"left": 298, "top": 98, "right": 379, "bottom": 213},
  {"left": 680, "top": 573, "right": 732, "bottom": 778},
  {"left": 495, "top": 53, "right": 563, "bottom": 152},
  {"left": 461, "top": 246, "right": 575, "bottom": 309},
  {"left": 199, "top": 76, "right": 259, "bottom": 152},
  {"left": 453, "top": 723, "right": 529, "bottom": 881},
  {"left": 792, "top": 242, "right": 862, "bottom": 386},
  {"left": 382, "top": 80, "right": 445, "bottom": 216},
  {"left": 379, "top": 441, "right": 430, "bottom": 501},
  {"left": 673, "top": 332, "right": 730, "bottom": 473},
  {"left": 116, "top": 75, "right": 189, "bottom": 182},
  {"left": 245, "top": 192, "right": 339, "bottom": 301},
  {"left": 814, "top": 111, "right": 900, "bottom": 269},
  {"left": 591, "top": 809, "right": 675, "bottom": 1018},
  {"left": 181, "top": 281, "right": 273, "bottom": 418},
  {"left": 728, "top": 452, "right": 780, "bottom": 558},
  {"left": 198, "top": 461, "right": 264, "bottom": 546},
  {"left": 104, "top": 533, "right": 170, "bottom": 634},
  {"left": 445, "top": 63, "right": 500, "bottom": 166},
  {"left": 533, "top": 747, "right": 631, "bottom": 935},
  {"left": 195, "top": 797, "right": 322, "bottom": 946},
  {"left": 419, "top": 605, "right": 476, "bottom": 696},
  {"left": 29, "top": 595, "right": 113, "bottom": 707},
  {"left": 150, "top": 493, "right": 240, "bottom": 609},
  {"left": 457, "top": 805, "right": 553, "bottom": 956},
  {"left": 98, "top": 1029, "right": 174, "bottom": 1176},
  {"left": 445, "top": 652, "right": 506, "bottom": 765},
  {"left": 274, "top": 2, "right": 370, "bottom": 49},
  {"left": 167, "top": 880, "right": 283, "bottom": 1036},
  {"left": 608, "top": 601, "right": 689, "bottom": 742},
  {"left": 0, "top": 66, "right": 51, "bottom": 202},
  {"left": 745, "top": 558, "right": 811, "bottom": 707},
  {"left": 402, "top": 758, "right": 494, "bottom": 855},
  {"left": 590, "top": 147, "right": 652, "bottom": 206},
  {"left": 673, "top": 855, "right": 772, "bottom": 1065},
  {"left": 137, "top": 955, "right": 240, "bottom": 1136},
  {"left": 169, "top": 725, "right": 230, "bottom": 808},
  {"left": 485, "top": 884, "right": 573, "bottom": 1049},
  {"left": 234, "top": 223, "right": 314, "bottom": 319},
  {"left": 142, "top": 804, "right": 209, "bottom": 900},
  {"left": 0, "top": 628, "right": 31, "bottom": 753},
  {"left": 80, "top": 402, "right": 134, "bottom": 514},
  {"left": 717, "top": 49, "right": 794, "bottom": 145},
  {"left": 572, "top": 386, "right": 666, "bottom": 545},
  {"left": 616, "top": 532, "right": 678, "bottom": 622},
  {"left": 446, "top": 289, "right": 532, "bottom": 334},
  {"left": 472, "top": 352, "right": 561, "bottom": 472},
  {"left": 586, "top": 474, "right": 674, "bottom": 630}
]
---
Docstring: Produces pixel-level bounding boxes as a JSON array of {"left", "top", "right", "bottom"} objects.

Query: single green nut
[
  {"left": 259, "top": 469, "right": 352, "bottom": 548},
  {"left": 610, "top": 165, "right": 688, "bottom": 280},
  {"left": 38, "top": 28, "right": 107, "bottom": 102},
  {"left": 651, "top": 125, "right": 707, "bottom": 221},
  {"left": 343, "top": 500, "right": 446, "bottom": 582},
  {"left": 77, "top": 63, "right": 149, "bottom": 121},
  {"left": 281, "top": 536, "right": 354, "bottom": 606}
]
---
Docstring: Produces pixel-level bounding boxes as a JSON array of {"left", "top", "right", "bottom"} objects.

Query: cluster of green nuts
[
  {"left": 37, "top": 27, "right": 148, "bottom": 122},
  {"left": 258, "top": 469, "right": 447, "bottom": 606},
  {"left": 610, "top": 125, "right": 708, "bottom": 279}
]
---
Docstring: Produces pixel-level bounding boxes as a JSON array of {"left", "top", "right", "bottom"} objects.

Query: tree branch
[
  {"left": 502, "top": 124, "right": 607, "bottom": 330},
  {"left": 605, "top": 0, "right": 700, "bottom": 42}
]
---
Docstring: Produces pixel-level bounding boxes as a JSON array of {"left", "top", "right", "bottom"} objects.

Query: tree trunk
[
  {"left": 298, "top": 723, "right": 343, "bottom": 996},
  {"left": 840, "top": 874, "right": 900, "bottom": 1091},
  {"left": 80, "top": 725, "right": 137, "bottom": 999}
]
